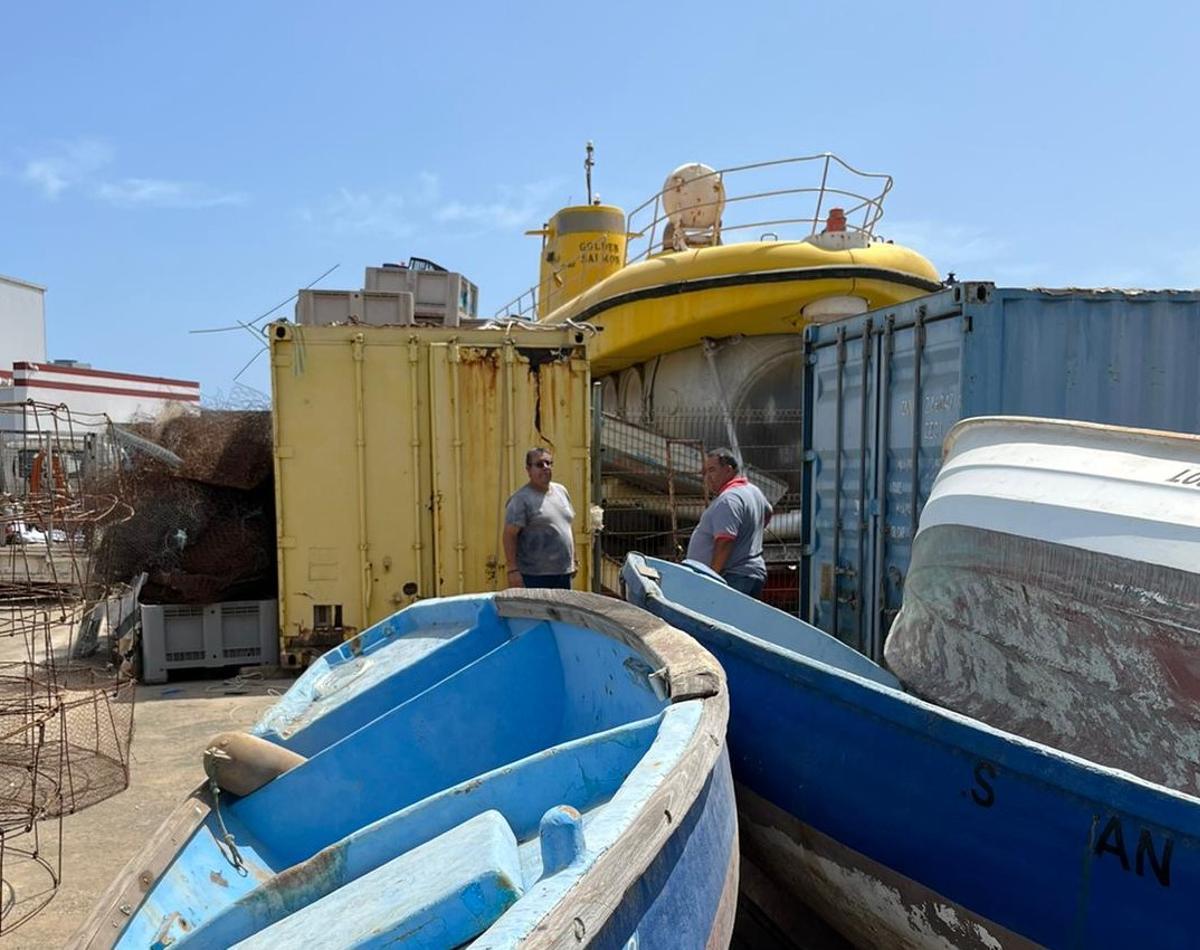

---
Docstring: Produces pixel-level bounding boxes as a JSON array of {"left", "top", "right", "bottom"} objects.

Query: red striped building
[{"left": 2, "top": 361, "right": 200, "bottom": 429}]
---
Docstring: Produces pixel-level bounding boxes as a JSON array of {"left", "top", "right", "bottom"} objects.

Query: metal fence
[{"left": 597, "top": 407, "right": 804, "bottom": 613}]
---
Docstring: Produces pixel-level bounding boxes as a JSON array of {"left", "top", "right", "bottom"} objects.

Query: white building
[
  {"left": 5, "top": 361, "right": 200, "bottom": 429},
  {"left": 0, "top": 273, "right": 200, "bottom": 431},
  {"left": 0, "top": 274, "right": 47, "bottom": 386}
]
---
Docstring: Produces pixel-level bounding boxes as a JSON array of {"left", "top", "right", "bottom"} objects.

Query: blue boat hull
[
  {"left": 71, "top": 591, "right": 737, "bottom": 949},
  {"left": 624, "top": 555, "right": 1200, "bottom": 949},
  {"left": 593, "top": 752, "right": 739, "bottom": 950}
]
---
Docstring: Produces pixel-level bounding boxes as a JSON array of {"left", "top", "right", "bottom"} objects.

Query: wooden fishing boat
[
  {"left": 886, "top": 416, "right": 1200, "bottom": 796},
  {"left": 623, "top": 553, "right": 1198, "bottom": 949},
  {"left": 70, "top": 590, "right": 737, "bottom": 949}
]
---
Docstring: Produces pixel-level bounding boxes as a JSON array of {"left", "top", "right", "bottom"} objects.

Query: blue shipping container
[{"left": 800, "top": 282, "right": 1200, "bottom": 660}]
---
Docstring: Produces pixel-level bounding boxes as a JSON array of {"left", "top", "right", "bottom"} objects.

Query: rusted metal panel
[{"left": 270, "top": 324, "right": 591, "bottom": 659}]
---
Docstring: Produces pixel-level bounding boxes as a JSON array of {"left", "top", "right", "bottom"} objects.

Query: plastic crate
[
  {"left": 140, "top": 599, "right": 278, "bottom": 684},
  {"left": 364, "top": 266, "right": 478, "bottom": 324},
  {"left": 295, "top": 289, "right": 415, "bottom": 327}
]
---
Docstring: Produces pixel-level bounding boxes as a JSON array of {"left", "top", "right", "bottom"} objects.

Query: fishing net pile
[{"left": 97, "top": 410, "right": 277, "bottom": 605}]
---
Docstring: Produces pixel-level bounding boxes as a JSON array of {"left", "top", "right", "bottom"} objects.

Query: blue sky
[{"left": 2, "top": 2, "right": 1196, "bottom": 402}]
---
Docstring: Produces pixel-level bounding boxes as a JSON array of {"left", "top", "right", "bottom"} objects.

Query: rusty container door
[{"left": 427, "top": 339, "right": 592, "bottom": 595}]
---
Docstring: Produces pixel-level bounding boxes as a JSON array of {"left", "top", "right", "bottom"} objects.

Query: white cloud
[
  {"left": 880, "top": 217, "right": 1063, "bottom": 285},
  {"left": 433, "top": 178, "right": 564, "bottom": 233},
  {"left": 310, "top": 187, "right": 414, "bottom": 239},
  {"left": 434, "top": 200, "right": 531, "bottom": 229},
  {"left": 18, "top": 137, "right": 244, "bottom": 210},
  {"left": 22, "top": 138, "right": 114, "bottom": 198},
  {"left": 882, "top": 219, "right": 1200, "bottom": 289},
  {"left": 414, "top": 171, "right": 439, "bottom": 206},
  {"left": 883, "top": 219, "right": 1009, "bottom": 269},
  {"left": 301, "top": 175, "right": 565, "bottom": 240},
  {"left": 96, "top": 178, "right": 247, "bottom": 209}
]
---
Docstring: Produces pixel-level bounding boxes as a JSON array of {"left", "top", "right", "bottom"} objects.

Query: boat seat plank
[
  {"left": 233, "top": 622, "right": 664, "bottom": 866},
  {"left": 231, "top": 810, "right": 524, "bottom": 950},
  {"left": 255, "top": 602, "right": 507, "bottom": 758},
  {"left": 171, "top": 714, "right": 664, "bottom": 947}
]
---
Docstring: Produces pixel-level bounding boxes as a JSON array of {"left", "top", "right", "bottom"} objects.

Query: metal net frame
[{"left": 0, "top": 400, "right": 138, "bottom": 934}]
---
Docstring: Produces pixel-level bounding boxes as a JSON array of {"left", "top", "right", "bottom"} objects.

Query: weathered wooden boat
[
  {"left": 886, "top": 416, "right": 1200, "bottom": 797},
  {"left": 70, "top": 590, "right": 737, "bottom": 949},
  {"left": 623, "top": 553, "right": 1199, "bottom": 949}
]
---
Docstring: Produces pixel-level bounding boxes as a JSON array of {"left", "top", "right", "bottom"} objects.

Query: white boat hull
[{"left": 887, "top": 417, "right": 1200, "bottom": 796}]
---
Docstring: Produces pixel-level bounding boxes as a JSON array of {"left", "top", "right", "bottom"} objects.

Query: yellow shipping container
[{"left": 269, "top": 322, "right": 592, "bottom": 663}]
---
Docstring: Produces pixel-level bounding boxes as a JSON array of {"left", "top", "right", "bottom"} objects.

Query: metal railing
[
  {"left": 495, "top": 152, "right": 895, "bottom": 321},
  {"left": 597, "top": 407, "right": 804, "bottom": 612}
]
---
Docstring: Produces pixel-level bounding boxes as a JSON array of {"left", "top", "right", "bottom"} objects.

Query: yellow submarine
[
  {"left": 498, "top": 148, "right": 940, "bottom": 562},
  {"left": 505, "top": 148, "right": 937, "bottom": 416}
]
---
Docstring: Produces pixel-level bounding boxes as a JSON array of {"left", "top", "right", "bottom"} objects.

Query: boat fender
[{"left": 203, "top": 731, "right": 307, "bottom": 796}]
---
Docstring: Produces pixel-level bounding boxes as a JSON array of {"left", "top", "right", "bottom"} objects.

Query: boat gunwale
[
  {"left": 943, "top": 414, "right": 1200, "bottom": 460},
  {"left": 66, "top": 785, "right": 214, "bottom": 950},
  {"left": 489, "top": 589, "right": 731, "bottom": 948}
]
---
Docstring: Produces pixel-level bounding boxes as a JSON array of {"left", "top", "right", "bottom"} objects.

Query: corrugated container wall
[
  {"left": 801, "top": 282, "right": 1200, "bottom": 661},
  {"left": 270, "top": 322, "right": 591, "bottom": 662}
]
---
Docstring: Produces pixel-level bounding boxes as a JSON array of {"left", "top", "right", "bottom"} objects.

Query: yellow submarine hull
[{"left": 541, "top": 239, "right": 941, "bottom": 375}]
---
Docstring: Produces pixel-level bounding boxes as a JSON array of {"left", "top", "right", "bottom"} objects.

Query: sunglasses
[{"left": 531, "top": 460, "right": 553, "bottom": 469}]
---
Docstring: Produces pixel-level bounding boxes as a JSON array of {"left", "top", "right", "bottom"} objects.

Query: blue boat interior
[
  {"left": 120, "top": 594, "right": 702, "bottom": 949},
  {"left": 637, "top": 558, "right": 898, "bottom": 689}
]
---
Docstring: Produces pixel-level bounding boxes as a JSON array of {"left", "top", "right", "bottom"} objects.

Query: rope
[
  {"left": 203, "top": 752, "right": 248, "bottom": 876},
  {"left": 204, "top": 670, "right": 266, "bottom": 695}
]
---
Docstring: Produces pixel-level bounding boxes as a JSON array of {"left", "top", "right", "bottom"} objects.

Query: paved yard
[{"left": 0, "top": 607, "right": 289, "bottom": 947}]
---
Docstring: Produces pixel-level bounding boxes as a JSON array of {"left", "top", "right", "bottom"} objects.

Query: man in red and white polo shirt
[{"left": 685, "top": 448, "right": 773, "bottom": 598}]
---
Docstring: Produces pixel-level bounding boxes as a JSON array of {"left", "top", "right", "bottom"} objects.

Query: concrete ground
[{"left": 0, "top": 606, "right": 292, "bottom": 947}]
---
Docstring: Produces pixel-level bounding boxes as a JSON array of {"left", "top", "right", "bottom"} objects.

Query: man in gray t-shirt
[
  {"left": 503, "top": 447, "right": 576, "bottom": 589},
  {"left": 686, "top": 448, "right": 773, "bottom": 598}
]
